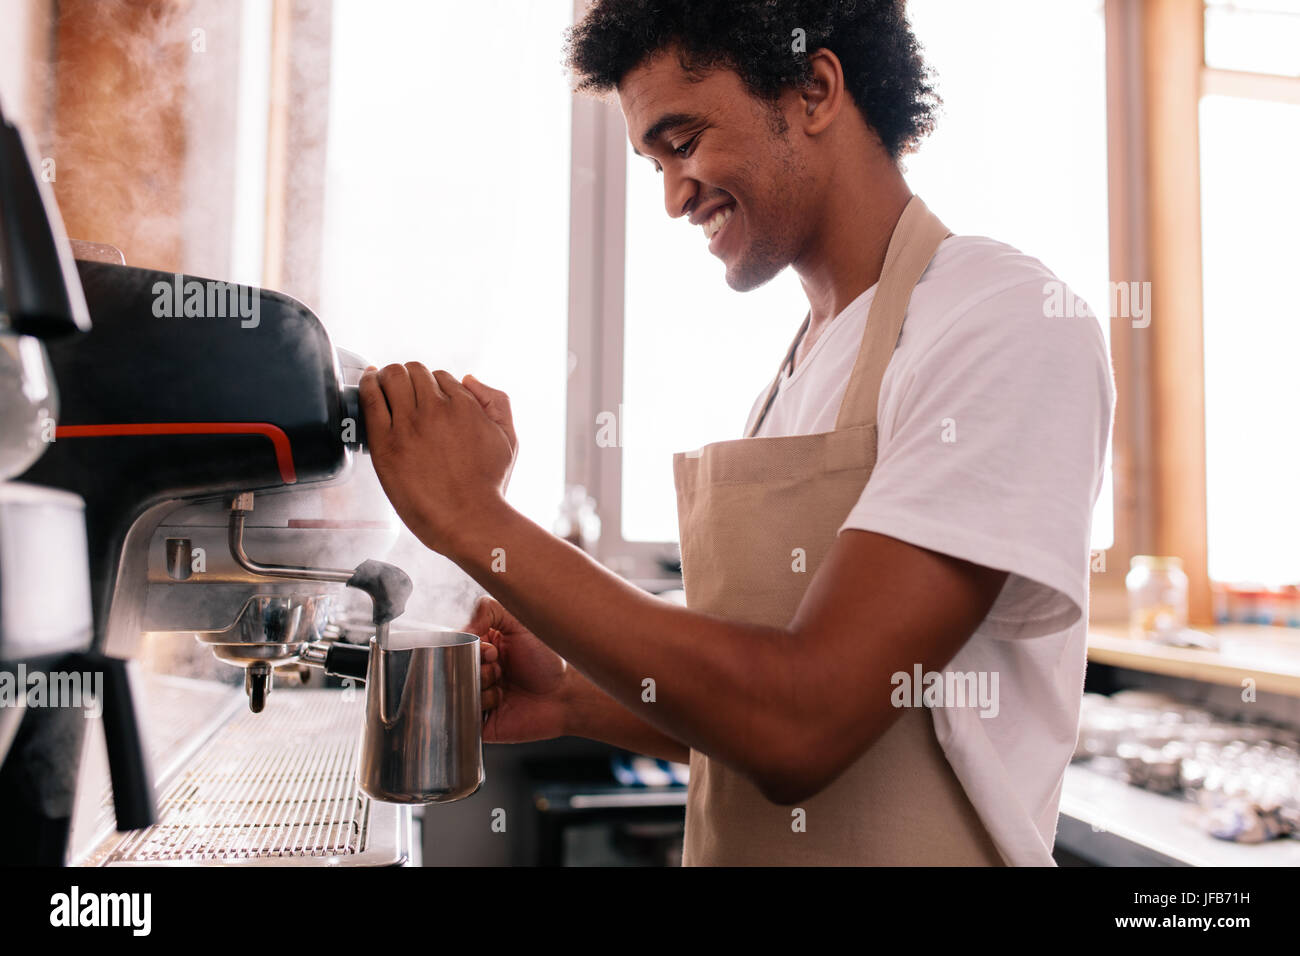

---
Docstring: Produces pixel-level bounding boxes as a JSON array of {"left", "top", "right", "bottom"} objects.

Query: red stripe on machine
[{"left": 54, "top": 422, "right": 297, "bottom": 484}]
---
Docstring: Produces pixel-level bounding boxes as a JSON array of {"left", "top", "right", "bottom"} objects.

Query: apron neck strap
[
  {"left": 745, "top": 311, "right": 810, "bottom": 439},
  {"left": 834, "top": 195, "right": 951, "bottom": 431},
  {"left": 745, "top": 195, "right": 950, "bottom": 438}
]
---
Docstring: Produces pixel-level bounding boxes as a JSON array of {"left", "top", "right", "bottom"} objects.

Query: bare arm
[{"left": 564, "top": 669, "right": 691, "bottom": 764}]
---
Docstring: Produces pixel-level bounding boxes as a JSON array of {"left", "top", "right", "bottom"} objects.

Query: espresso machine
[{"left": 0, "top": 102, "right": 482, "bottom": 866}]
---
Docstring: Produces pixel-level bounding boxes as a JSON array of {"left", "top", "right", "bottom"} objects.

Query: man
[{"left": 359, "top": 0, "right": 1114, "bottom": 866}]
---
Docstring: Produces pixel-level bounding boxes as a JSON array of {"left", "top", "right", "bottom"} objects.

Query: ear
[{"left": 799, "top": 48, "right": 846, "bottom": 136}]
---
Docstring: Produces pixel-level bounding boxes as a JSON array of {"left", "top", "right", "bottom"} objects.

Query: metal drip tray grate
[{"left": 97, "top": 689, "right": 408, "bottom": 865}]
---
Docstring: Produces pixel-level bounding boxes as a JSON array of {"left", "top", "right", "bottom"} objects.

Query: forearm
[{"left": 563, "top": 668, "right": 692, "bottom": 764}]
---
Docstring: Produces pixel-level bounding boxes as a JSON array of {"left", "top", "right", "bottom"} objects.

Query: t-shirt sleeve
[{"left": 840, "top": 279, "right": 1115, "bottom": 639}]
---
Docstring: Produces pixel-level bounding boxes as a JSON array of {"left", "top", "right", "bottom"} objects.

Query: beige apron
[{"left": 672, "top": 196, "right": 1004, "bottom": 866}]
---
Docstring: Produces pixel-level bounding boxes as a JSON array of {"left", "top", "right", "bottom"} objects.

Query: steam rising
[{"left": 381, "top": 527, "right": 484, "bottom": 633}]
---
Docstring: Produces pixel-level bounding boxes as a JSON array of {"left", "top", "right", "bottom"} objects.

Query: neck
[{"left": 792, "top": 155, "right": 912, "bottom": 330}]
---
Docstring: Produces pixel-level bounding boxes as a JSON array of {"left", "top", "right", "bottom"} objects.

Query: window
[
  {"left": 319, "top": 0, "right": 573, "bottom": 528},
  {"left": 229, "top": 0, "right": 272, "bottom": 289},
  {"left": 1204, "top": 0, "right": 1300, "bottom": 77},
  {"left": 1199, "top": 1, "right": 1300, "bottom": 585}
]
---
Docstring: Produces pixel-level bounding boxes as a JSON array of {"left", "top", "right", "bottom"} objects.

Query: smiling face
[{"left": 619, "top": 48, "right": 820, "bottom": 292}]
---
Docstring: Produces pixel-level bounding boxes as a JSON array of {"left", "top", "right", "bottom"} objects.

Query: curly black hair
[{"left": 563, "top": 0, "right": 940, "bottom": 159}]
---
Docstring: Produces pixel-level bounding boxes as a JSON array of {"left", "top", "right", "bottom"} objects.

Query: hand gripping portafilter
[{"left": 226, "top": 491, "right": 410, "bottom": 711}]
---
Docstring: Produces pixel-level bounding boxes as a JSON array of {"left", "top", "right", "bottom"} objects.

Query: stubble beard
[{"left": 724, "top": 125, "right": 812, "bottom": 293}]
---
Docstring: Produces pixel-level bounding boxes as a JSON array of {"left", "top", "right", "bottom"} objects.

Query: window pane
[
  {"left": 319, "top": 0, "right": 572, "bottom": 527},
  {"left": 1205, "top": 0, "right": 1300, "bottom": 77},
  {"left": 1200, "top": 95, "right": 1300, "bottom": 585},
  {"left": 229, "top": 0, "right": 272, "bottom": 289}
]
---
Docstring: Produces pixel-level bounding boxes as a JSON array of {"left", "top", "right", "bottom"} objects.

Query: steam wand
[{"left": 227, "top": 492, "right": 413, "bottom": 710}]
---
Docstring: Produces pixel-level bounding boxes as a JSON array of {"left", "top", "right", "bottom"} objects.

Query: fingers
[
  {"left": 358, "top": 369, "right": 391, "bottom": 432},
  {"left": 481, "top": 628, "right": 503, "bottom": 709},
  {"left": 370, "top": 362, "right": 472, "bottom": 432},
  {"left": 462, "top": 374, "right": 508, "bottom": 412},
  {"left": 432, "top": 368, "right": 472, "bottom": 403},
  {"left": 462, "top": 374, "right": 517, "bottom": 448},
  {"left": 466, "top": 594, "right": 504, "bottom": 636},
  {"left": 404, "top": 361, "right": 442, "bottom": 407},
  {"left": 375, "top": 363, "right": 416, "bottom": 420},
  {"left": 370, "top": 363, "right": 485, "bottom": 420}
]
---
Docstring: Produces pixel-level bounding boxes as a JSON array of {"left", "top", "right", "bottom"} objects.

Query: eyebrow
[{"left": 631, "top": 112, "right": 702, "bottom": 158}]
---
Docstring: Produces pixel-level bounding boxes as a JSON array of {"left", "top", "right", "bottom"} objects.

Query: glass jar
[{"left": 1127, "top": 555, "right": 1189, "bottom": 640}]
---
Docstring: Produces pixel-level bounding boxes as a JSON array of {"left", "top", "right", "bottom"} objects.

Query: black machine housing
[{"left": 22, "top": 260, "right": 364, "bottom": 640}]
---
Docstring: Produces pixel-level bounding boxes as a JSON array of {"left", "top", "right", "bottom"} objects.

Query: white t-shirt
[{"left": 745, "top": 234, "right": 1115, "bottom": 866}]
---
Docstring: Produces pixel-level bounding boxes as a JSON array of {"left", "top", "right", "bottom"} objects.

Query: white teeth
[{"left": 702, "top": 205, "right": 734, "bottom": 240}]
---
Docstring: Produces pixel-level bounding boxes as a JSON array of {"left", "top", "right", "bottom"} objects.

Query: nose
[{"left": 663, "top": 165, "right": 696, "bottom": 221}]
